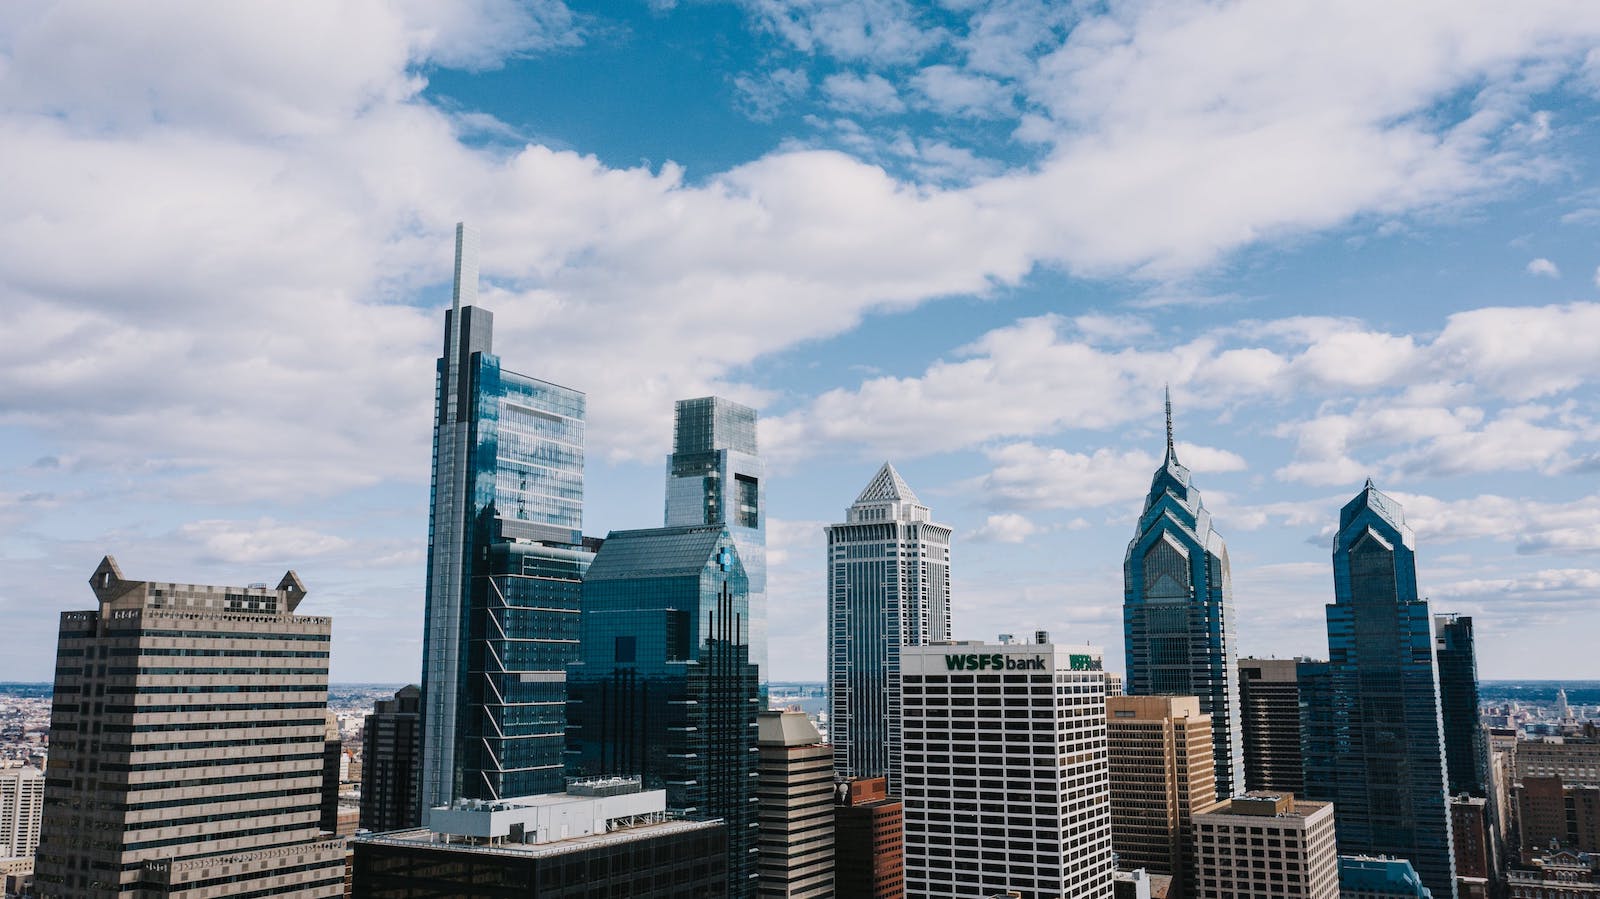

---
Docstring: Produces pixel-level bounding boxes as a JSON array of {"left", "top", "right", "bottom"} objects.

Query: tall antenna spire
[
  {"left": 1164, "top": 385, "right": 1175, "bottom": 460},
  {"left": 451, "top": 222, "right": 480, "bottom": 313}
]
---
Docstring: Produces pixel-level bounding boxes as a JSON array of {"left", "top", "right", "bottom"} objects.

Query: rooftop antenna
[{"left": 1164, "top": 384, "right": 1175, "bottom": 460}]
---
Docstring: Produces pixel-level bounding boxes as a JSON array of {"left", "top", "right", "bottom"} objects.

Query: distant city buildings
[
  {"left": 666, "top": 396, "right": 767, "bottom": 698},
  {"left": 900, "top": 636, "right": 1114, "bottom": 898},
  {"left": 827, "top": 462, "right": 951, "bottom": 793},
  {"left": 1191, "top": 792, "right": 1338, "bottom": 899},
  {"left": 1237, "top": 657, "right": 1306, "bottom": 795},
  {"left": 755, "top": 710, "right": 833, "bottom": 897},
  {"left": 565, "top": 525, "right": 760, "bottom": 897},
  {"left": 0, "top": 766, "right": 42, "bottom": 874},
  {"left": 34, "top": 557, "right": 345, "bottom": 898},
  {"left": 1302, "top": 483, "right": 1457, "bottom": 899},
  {"left": 360, "top": 685, "right": 420, "bottom": 834},
  {"left": 1123, "top": 395, "right": 1244, "bottom": 798},
  {"left": 419, "top": 223, "right": 594, "bottom": 810},
  {"left": 1106, "top": 694, "right": 1215, "bottom": 898},
  {"left": 833, "top": 776, "right": 902, "bottom": 899}
]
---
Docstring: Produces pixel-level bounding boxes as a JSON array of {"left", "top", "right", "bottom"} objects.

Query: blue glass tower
[
  {"left": 566, "top": 525, "right": 760, "bottom": 898},
  {"left": 1123, "top": 393, "right": 1244, "bottom": 797},
  {"left": 1435, "top": 613, "right": 1489, "bottom": 798},
  {"left": 1303, "top": 481, "right": 1456, "bottom": 899},
  {"left": 664, "top": 396, "right": 766, "bottom": 700},
  {"left": 420, "top": 223, "right": 593, "bottom": 811}
]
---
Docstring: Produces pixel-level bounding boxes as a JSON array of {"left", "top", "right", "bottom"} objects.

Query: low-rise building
[{"left": 1192, "top": 793, "right": 1337, "bottom": 899}]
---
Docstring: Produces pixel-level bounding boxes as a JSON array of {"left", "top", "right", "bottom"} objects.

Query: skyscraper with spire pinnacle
[
  {"left": 1302, "top": 481, "right": 1457, "bottom": 899},
  {"left": 419, "top": 223, "right": 594, "bottom": 812},
  {"left": 828, "top": 463, "right": 952, "bottom": 794},
  {"left": 1123, "top": 391, "right": 1244, "bottom": 798}
]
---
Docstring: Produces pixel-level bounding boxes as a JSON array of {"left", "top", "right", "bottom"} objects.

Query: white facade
[
  {"left": 0, "top": 766, "right": 43, "bottom": 860},
  {"left": 427, "top": 781, "right": 667, "bottom": 845},
  {"left": 900, "top": 639, "right": 1114, "bottom": 899}
]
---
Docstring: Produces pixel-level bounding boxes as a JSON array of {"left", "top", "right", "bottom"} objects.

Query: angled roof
[
  {"left": 584, "top": 525, "right": 734, "bottom": 581},
  {"left": 854, "top": 461, "right": 921, "bottom": 505},
  {"left": 757, "top": 710, "right": 823, "bottom": 747}
]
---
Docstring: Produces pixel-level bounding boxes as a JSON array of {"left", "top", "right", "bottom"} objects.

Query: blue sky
[{"left": 4, "top": 0, "right": 1600, "bottom": 683}]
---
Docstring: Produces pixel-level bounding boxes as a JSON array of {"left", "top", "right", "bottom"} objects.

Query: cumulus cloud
[
  {"left": 821, "top": 72, "right": 906, "bottom": 115},
  {"left": 1527, "top": 257, "right": 1561, "bottom": 277},
  {"left": 966, "top": 512, "right": 1040, "bottom": 543}
]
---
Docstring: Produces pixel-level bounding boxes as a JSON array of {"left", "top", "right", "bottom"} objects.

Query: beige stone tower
[
  {"left": 756, "top": 710, "right": 834, "bottom": 897},
  {"left": 33, "top": 556, "right": 345, "bottom": 898},
  {"left": 1107, "top": 695, "right": 1217, "bottom": 898}
]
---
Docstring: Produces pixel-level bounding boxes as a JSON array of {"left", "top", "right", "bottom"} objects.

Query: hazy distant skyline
[{"left": 3, "top": 2, "right": 1600, "bottom": 682}]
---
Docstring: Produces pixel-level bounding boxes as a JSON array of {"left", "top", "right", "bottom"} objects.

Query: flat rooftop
[{"left": 356, "top": 817, "right": 722, "bottom": 860}]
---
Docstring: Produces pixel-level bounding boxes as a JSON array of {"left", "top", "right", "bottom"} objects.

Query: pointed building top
[
  {"left": 855, "top": 461, "right": 921, "bottom": 505},
  {"left": 1164, "top": 385, "right": 1177, "bottom": 463},
  {"left": 452, "top": 222, "right": 480, "bottom": 310}
]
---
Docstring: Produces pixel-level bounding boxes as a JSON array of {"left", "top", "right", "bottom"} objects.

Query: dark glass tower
[
  {"left": 1238, "top": 657, "right": 1305, "bottom": 794},
  {"left": 566, "top": 525, "right": 760, "bottom": 898},
  {"left": 419, "top": 223, "right": 593, "bottom": 811},
  {"left": 1435, "top": 613, "right": 1489, "bottom": 797},
  {"left": 1303, "top": 481, "right": 1456, "bottom": 899},
  {"left": 1123, "top": 393, "right": 1244, "bottom": 797},
  {"left": 361, "top": 685, "right": 421, "bottom": 833}
]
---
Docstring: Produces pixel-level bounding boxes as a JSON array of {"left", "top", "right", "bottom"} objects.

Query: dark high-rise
[
  {"left": 565, "top": 525, "right": 760, "bottom": 897},
  {"left": 360, "top": 685, "right": 421, "bottom": 833},
  {"left": 1123, "top": 393, "right": 1244, "bottom": 797},
  {"left": 1302, "top": 482, "right": 1456, "bottom": 899},
  {"left": 1435, "top": 613, "right": 1490, "bottom": 797},
  {"left": 419, "top": 224, "right": 594, "bottom": 810},
  {"left": 1238, "top": 657, "right": 1306, "bottom": 794}
]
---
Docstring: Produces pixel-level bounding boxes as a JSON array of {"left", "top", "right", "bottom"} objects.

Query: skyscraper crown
[{"left": 848, "top": 462, "right": 932, "bottom": 524}]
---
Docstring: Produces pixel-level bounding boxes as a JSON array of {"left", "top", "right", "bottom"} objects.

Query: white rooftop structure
[{"left": 425, "top": 777, "right": 667, "bottom": 845}]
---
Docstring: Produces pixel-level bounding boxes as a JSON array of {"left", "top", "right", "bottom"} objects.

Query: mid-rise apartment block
[
  {"left": 1192, "top": 793, "right": 1338, "bottom": 899},
  {"left": 34, "top": 556, "right": 345, "bottom": 898},
  {"left": 1106, "top": 695, "right": 1215, "bottom": 898},
  {"left": 901, "top": 637, "right": 1115, "bottom": 899},
  {"left": 755, "top": 710, "right": 833, "bottom": 897}
]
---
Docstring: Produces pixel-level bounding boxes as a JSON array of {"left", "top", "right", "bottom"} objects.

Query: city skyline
[{"left": 6, "top": 3, "right": 1600, "bottom": 686}]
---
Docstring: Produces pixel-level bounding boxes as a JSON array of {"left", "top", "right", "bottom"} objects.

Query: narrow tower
[
  {"left": 827, "top": 463, "right": 952, "bottom": 794},
  {"left": 1123, "top": 392, "right": 1244, "bottom": 797}
]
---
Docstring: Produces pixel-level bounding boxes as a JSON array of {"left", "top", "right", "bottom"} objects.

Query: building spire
[{"left": 1164, "top": 385, "right": 1177, "bottom": 463}]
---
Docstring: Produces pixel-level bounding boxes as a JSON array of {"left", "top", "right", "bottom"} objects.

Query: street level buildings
[
  {"left": 833, "top": 777, "right": 902, "bottom": 899},
  {"left": 827, "top": 462, "right": 951, "bottom": 794},
  {"left": 360, "top": 685, "right": 420, "bottom": 834},
  {"left": 1302, "top": 482, "right": 1457, "bottom": 899},
  {"left": 1106, "top": 695, "right": 1215, "bottom": 898},
  {"left": 1123, "top": 396, "right": 1244, "bottom": 798},
  {"left": 666, "top": 396, "right": 767, "bottom": 699},
  {"left": 900, "top": 637, "right": 1115, "bottom": 899},
  {"left": 419, "top": 223, "right": 595, "bottom": 810},
  {"left": 1238, "top": 657, "right": 1306, "bottom": 794},
  {"left": 34, "top": 557, "right": 345, "bottom": 898},
  {"left": 1191, "top": 792, "right": 1338, "bottom": 899},
  {"left": 755, "top": 710, "right": 833, "bottom": 897},
  {"left": 565, "top": 525, "right": 760, "bottom": 897}
]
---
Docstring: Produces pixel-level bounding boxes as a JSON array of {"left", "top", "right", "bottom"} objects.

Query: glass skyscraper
[
  {"left": 827, "top": 462, "right": 951, "bottom": 794},
  {"left": 565, "top": 525, "right": 760, "bottom": 898},
  {"left": 664, "top": 397, "right": 766, "bottom": 699},
  {"left": 1303, "top": 481, "right": 1457, "bottom": 899},
  {"left": 419, "top": 223, "right": 593, "bottom": 812},
  {"left": 1435, "top": 613, "right": 1489, "bottom": 798},
  {"left": 1122, "top": 395, "right": 1244, "bottom": 798}
]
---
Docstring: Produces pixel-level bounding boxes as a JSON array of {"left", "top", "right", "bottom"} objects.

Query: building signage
[
  {"left": 944, "top": 654, "right": 1047, "bottom": 671},
  {"left": 1068, "top": 654, "right": 1102, "bottom": 671}
]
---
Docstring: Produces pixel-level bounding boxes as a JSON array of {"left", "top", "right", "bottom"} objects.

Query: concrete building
[
  {"left": 1450, "top": 795, "right": 1494, "bottom": 897},
  {"left": 1123, "top": 394, "right": 1244, "bottom": 799},
  {"left": 1507, "top": 848, "right": 1600, "bottom": 897},
  {"left": 828, "top": 462, "right": 951, "bottom": 794},
  {"left": 756, "top": 711, "right": 833, "bottom": 897},
  {"left": 1515, "top": 733, "right": 1600, "bottom": 856},
  {"left": 1192, "top": 793, "right": 1338, "bottom": 899},
  {"left": 1339, "top": 855, "right": 1434, "bottom": 898},
  {"left": 1106, "top": 695, "right": 1215, "bottom": 898},
  {"left": 1237, "top": 658, "right": 1306, "bottom": 794},
  {"left": 351, "top": 778, "right": 727, "bottom": 897},
  {"left": 33, "top": 556, "right": 345, "bottom": 898},
  {"left": 834, "top": 777, "right": 901, "bottom": 899},
  {"left": 359, "top": 685, "right": 420, "bottom": 834},
  {"left": 900, "top": 637, "right": 1115, "bottom": 899},
  {"left": 0, "top": 766, "right": 42, "bottom": 861}
]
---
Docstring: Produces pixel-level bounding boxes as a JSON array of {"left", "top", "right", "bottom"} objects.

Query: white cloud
[
  {"left": 743, "top": 0, "right": 943, "bottom": 64},
  {"left": 966, "top": 512, "right": 1039, "bottom": 543},
  {"left": 821, "top": 72, "right": 906, "bottom": 115},
  {"left": 1526, "top": 257, "right": 1560, "bottom": 277},
  {"left": 911, "top": 64, "right": 1013, "bottom": 118}
]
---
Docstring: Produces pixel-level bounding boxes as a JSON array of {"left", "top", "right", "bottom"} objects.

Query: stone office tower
[
  {"left": 1106, "top": 695, "right": 1217, "bottom": 899},
  {"left": 827, "top": 463, "right": 952, "bottom": 795},
  {"left": 33, "top": 557, "right": 345, "bottom": 898},
  {"left": 666, "top": 396, "right": 767, "bottom": 699},
  {"left": 1302, "top": 482, "right": 1457, "bottom": 899},
  {"left": 419, "top": 223, "right": 595, "bottom": 811},
  {"left": 1123, "top": 393, "right": 1244, "bottom": 798}
]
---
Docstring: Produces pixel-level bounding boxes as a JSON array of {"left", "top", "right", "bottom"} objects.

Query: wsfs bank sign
[{"left": 943, "top": 653, "right": 1102, "bottom": 672}]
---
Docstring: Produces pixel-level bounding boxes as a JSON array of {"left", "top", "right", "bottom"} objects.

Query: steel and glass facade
[
  {"left": 827, "top": 462, "right": 951, "bottom": 795},
  {"left": 565, "top": 525, "right": 760, "bottom": 898},
  {"left": 1435, "top": 613, "right": 1489, "bottom": 798},
  {"left": 664, "top": 396, "right": 766, "bottom": 699},
  {"left": 1123, "top": 401, "right": 1244, "bottom": 798},
  {"left": 420, "top": 223, "right": 592, "bottom": 812},
  {"left": 1303, "top": 482, "right": 1456, "bottom": 899}
]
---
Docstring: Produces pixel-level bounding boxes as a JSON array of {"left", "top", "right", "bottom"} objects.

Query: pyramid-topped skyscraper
[
  {"left": 1123, "top": 391, "right": 1245, "bottom": 798},
  {"left": 828, "top": 462, "right": 952, "bottom": 793}
]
